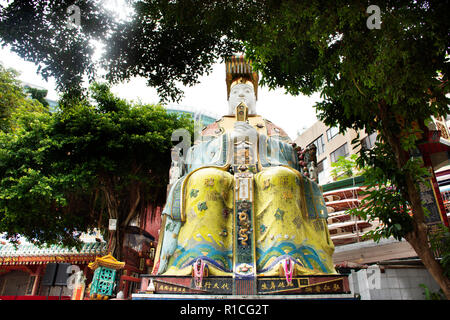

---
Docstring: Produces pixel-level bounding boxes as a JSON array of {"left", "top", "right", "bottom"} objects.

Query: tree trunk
[
  {"left": 102, "top": 186, "right": 123, "bottom": 260},
  {"left": 379, "top": 102, "right": 450, "bottom": 299},
  {"left": 405, "top": 222, "right": 450, "bottom": 298},
  {"left": 110, "top": 227, "right": 125, "bottom": 261},
  {"left": 403, "top": 164, "right": 450, "bottom": 299}
]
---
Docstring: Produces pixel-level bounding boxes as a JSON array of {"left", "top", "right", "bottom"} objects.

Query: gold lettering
[{"left": 298, "top": 278, "right": 308, "bottom": 286}]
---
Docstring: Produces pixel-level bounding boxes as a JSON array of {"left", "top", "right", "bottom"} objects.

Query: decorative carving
[
  {"left": 236, "top": 263, "right": 253, "bottom": 276},
  {"left": 169, "top": 146, "right": 184, "bottom": 185},
  {"left": 238, "top": 211, "right": 251, "bottom": 246},
  {"left": 294, "top": 143, "right": 319, "bottom": 182}
]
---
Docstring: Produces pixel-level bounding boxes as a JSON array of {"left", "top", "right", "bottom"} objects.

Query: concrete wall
[{"left": 349, "top": 266, "right": 441, "bottom": 300}]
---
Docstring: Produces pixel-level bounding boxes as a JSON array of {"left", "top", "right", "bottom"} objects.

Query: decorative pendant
[
  {"left": 197, "top": 201, "right": 208, "bottom": 211},
  {"left": 204, "top": 178, "right": 215, "bottom": 187},
  {"left": 274, "top": 208, "right": 285, "bottom": 221},
  {"left": 190, "top": 189, "right": 199, "bottom": 198}
]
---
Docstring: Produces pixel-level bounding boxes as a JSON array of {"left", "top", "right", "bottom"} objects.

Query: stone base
[
  {"left": 137, "top": 274, "right": 351, "bottom": 296},
  {"left": 132, "top": 293, "right": 356, "bottom": 300}
]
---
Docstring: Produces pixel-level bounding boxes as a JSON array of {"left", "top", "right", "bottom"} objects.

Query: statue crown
[{"left": 226, "top": 55, "right": 259, "bottom": 100}]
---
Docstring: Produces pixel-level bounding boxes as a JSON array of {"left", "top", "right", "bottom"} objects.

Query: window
[
  {"left": 326, "top": 126, "right": 339, "bottom": 141},
  {"left": 317, "top": 159, "right": 325, "bottom": 173},
  {"left": 362, "top": 132, "right": 377, "bottom": 149},
  {"left": 308, "top": 135, "right": 325, "bottom": 156},
  {"left": 330, "top": 143, "right": 349, "bottom": 163},
  {"left": 317, "top": 158, "right": 328, "bottom": 183}
]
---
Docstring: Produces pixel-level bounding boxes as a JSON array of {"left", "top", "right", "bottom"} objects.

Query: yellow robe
[{"left": 153, "top": 116, "right": 336, "bottom": 277}]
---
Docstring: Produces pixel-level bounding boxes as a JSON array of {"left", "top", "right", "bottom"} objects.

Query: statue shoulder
[{"left": 263, "top": 119, "right": 291, "bottom": 141}]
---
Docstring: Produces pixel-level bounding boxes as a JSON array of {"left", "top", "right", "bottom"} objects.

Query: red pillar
[{"left": 31, "top": 265, "right": 44, "bottom": 296}]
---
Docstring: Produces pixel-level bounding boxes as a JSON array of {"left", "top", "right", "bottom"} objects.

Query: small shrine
[{"left": 88, "top": 253, "right": 125, "bottom": 300}]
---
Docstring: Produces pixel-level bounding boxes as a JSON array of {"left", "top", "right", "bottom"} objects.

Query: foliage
[
  {"left": 348, "top": 137, "right": 428, "bottom": 242},
  {"left": 0, "top": 0, "right": 115, "bottom": 95},
  {"left": 24, "top": 86, "right": 49, "bottom": 108},
  {"left": 0, "top": 0, "right": 245, "bottom": 102},
  {"left": 428, "top": 224, "right": 450, "bottom": 278},
  {"left": 0, "top": 82, "right": 193, "bottom": 249},
  {"left": 1, "top": 1, "right": 448, "bottom": 110},
  {"left": 0, "top": 64, "right": 47, "bottom": 132},
  {"left": 420, "top": 284, "right": 446, "bottom": 300},
  {"left": 101, "top": 0, "right": 244, "bottom": 102},
  {"left": 330, "top": 154, "right": 360, "bottom": 181}
]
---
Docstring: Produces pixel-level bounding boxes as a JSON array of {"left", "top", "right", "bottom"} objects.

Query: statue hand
[{"left": 233, "top": 121, "right": 256, "bottom": 134}]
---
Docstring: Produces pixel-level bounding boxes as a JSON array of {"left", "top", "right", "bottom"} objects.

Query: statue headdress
[{"left": 226, "top": 55, "right": 259, "bottom": 100}]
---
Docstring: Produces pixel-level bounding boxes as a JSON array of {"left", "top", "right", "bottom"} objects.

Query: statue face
[{"left": 228, "top": 83, "right": 256, "bottom": 115}]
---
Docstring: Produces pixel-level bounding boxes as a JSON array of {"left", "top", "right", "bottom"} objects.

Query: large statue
[{"left": 152, "top": 56, "right": 336, "bottom": 281}]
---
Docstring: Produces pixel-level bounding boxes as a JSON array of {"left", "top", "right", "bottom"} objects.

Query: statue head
[
  {"left": 227, "top": 82, "right": 257, "bottom": 115},
  {"left": 225, "top": 55, "right": 259, "bottom": 115}
]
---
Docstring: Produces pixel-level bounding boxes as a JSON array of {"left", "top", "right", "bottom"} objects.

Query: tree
[
  {"left": 0, "top": 0, "right": 242, "bottom": 102},
  {"left": 101, "top": 0, "right": 243, "bottom": 102},
  {"left": 0, "top": 0, "right": 114, "bottom": 95},
  {"left": 24, "top": 86, "right": 49, "bottom": 108},
  {"left": 0, "top": 82, "right": 193, "bottom": 258},
  {"left": 0, "top": 64, "right": 47, "bottom": 132},
  {"left": 242, "top": 1, "right": 450, "bottom": 297}
]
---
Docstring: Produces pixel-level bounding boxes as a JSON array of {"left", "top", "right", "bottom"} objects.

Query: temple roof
[
  {"left": 88, "top": 253, "right": 125, "bottom": 270},
  {"left": 0, "top": 242, "right": 107, "bottom": 265}
]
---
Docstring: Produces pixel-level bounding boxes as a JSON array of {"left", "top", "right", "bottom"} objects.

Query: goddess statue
[{"left": 152, "top": 56, "right": 336, "bottom": 280}]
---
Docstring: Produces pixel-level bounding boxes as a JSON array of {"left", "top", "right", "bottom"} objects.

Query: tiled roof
[{"left": 0, "top": 242, "right": 107, "bottom": 265}]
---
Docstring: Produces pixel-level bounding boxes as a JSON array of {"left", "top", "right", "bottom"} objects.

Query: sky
[{"left": 0, "top": 46, "right": 322, "bottom": 140}]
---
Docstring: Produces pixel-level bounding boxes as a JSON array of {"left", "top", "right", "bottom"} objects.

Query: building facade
[{"left": 297, "top": 117, "right": 450, "bottom": 299}]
